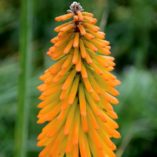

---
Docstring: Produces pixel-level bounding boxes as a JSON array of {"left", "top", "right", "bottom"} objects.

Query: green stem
[{"left": 14, "top": 0, "right": 32, "bottom": 156}]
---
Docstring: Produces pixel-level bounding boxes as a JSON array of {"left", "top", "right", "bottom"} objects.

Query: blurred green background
[{"left": 0, "top": 0, "right": 157, "bottom": 157}]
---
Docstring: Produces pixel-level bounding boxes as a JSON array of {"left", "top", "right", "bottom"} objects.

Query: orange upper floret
[{"left": 54, "top": 11, "right": 97, "bottom": 24}]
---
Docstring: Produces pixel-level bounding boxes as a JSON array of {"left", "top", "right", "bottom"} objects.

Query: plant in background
[{"left": 37, "top": 2, "right": 120, "bottom": 157}]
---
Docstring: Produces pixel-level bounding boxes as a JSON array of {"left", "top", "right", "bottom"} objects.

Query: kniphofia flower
[{"left": 37, "top": 2, "right": 121, "bottom": 157}]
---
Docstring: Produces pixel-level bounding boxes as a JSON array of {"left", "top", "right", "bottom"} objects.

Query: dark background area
[{"left": 0, "top": 0, "right": 157, "bottom": 157}]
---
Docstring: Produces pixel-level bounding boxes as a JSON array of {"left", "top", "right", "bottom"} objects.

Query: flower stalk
[
  {"left": 14, "top": 0, "right": 32, "bottom": 156},
  {"left": 37, "top": 2, "right": 120, "bottom": 157}
]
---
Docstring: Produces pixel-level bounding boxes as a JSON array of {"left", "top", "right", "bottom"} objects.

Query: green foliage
[
  {"left": 0, "top": 0, "right": 157, "bottom": 157},
  {"left": 116, "top": 68, "right": 157, "bottom": 157}
]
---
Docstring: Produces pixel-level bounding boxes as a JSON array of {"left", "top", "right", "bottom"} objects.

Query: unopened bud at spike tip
[{"left": 67, "top": 1, "right": 84, "bottom": 14}]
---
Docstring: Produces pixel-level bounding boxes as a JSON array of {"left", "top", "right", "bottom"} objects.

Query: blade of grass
[
  {"left": 14, "top": 0, "right": 33, "bottom": 156},
  {"left": 99, "top": 0, "right": 109, "bottom": 30},
  {"left": 92, "top": 0, "right": 108, "bottom": 27}
]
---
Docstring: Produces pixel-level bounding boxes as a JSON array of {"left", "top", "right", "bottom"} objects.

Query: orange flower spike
[
  {"left": 58, "top": 30, "right": 73, "bottom": 38},
  {"left": 83, "top": 78, "right": 94, "bottom": 93},
  {"left": 75, "top": 54, "right": 82, "bottom": 71},
  {"left": 73, "top": 110, "right": 80, "bottom": 145},
  {"left": 91, "top": 31, "right": 105, "bottom": 39},
  {"left": 84, "top": 32, "right": 95, "bottom": 40},
  {"left": 83, "top": 16, "right": 97, "bottom": 24},
  {"left": 73, "top": 15, "right": 79, "bottom": 21},
  {"left": 72, "top": 146, "right": 79, "bottom": 157},
  {"left": 78, "top": 24, "right": 86, "bottom": 35},
  {"left": 55, "top": 33, "right": 72, "bottom": 47},
  {"left": 81, "top": 63, "right": 88, "bottom": 78},
  {"left": 87, "top": 106, "right": 99, "bottom": 130},
  {"left": 54, "top": 21, "right": 72, "bottom": 32},
  {"left": 37, "top": 2, "right": 120, "bottom": 157},
  {"left": 68, "top": 75, "right": 80, "bottom": 105},
  {"left": 50, "top": 36, "right": 58, "bottom": 43},
  {"left": 82, "top": 12, "right": 93, "bottom": 17},
  {"left": 72, "top": 48, "right": 79, "bottom": 64},
  {"left": 83, "top": 22, "right": 100, "bottom": 32},
  {"left": 79, "top": 83, "right": 87, "bottom": 116},
  {"left": 63, "top": 39, "right": 74, "bottom": 54},
  {"left": 62, "top": 69, "right": 76, "bottom": 90},
  {"left": 80, "top": 39, "right": 87, "bottom": 58},
  {"left": 73, "top": 33, "right": 79, "bottom": 48},
  {"left": 77, "top": 11, "right": 84, "bottom": 21},
  {"left": 61, "top": 54, "right": 73, "bottom": 69},
  {"left": 60, "top": 23, "right": 74, "bottom": 32},
  {"left": 79, "top": 129, "right": 90, "bottom": 157},
  {"left": 64, "top": 100, "right": 77, "bottom": 135},
  {"left": 81, "top": 115, "right": 88, "bottom": 132},
  {"left": 85, "top": 51, "right": 93, "bottom": 64},
  {"left": 55, "top": 12, "right": 73, "bottom": 21},
  {"left": 83, "top": 39, "right": 98, "bottom": 52}
]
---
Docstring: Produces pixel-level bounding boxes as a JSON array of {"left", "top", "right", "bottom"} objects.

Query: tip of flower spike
[{"left": 67, "top": 1, "right": 84, "bottom": 14}]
